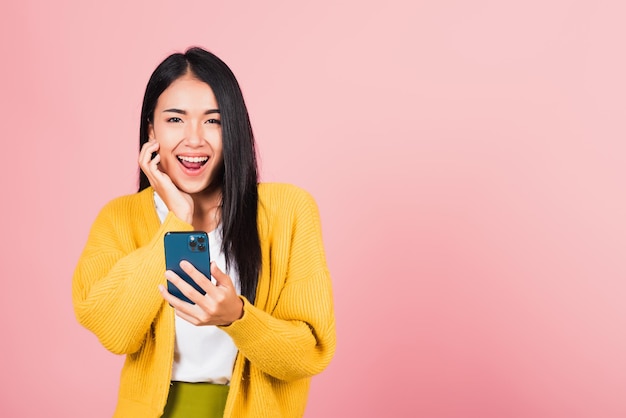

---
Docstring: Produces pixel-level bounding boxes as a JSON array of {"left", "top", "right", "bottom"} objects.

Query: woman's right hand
[{"left": 139, "top": 139, "right": 194, "bottom": 224}]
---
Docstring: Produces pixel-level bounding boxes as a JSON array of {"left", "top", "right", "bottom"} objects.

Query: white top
[{"left": 154, "top": 192, "right": 239, "bottom": 384}]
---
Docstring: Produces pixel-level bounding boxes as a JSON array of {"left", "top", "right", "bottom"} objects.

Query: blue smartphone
[{"left": 164, "top": 231, "right": 211, "bottom": 304}]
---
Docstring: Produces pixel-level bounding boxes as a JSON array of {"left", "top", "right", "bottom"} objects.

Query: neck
[{"left": 190, "top": 185, "right": 222, "bottom": 232}]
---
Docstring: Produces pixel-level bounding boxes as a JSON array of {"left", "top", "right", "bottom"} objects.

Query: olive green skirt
[{"left": 161, "top": 381, "right": 229, "bottom": 418}]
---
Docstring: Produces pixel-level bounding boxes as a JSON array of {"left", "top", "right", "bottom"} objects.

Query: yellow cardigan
[{"left": 72, "top": 183, "right": 336, "bottom": 417}]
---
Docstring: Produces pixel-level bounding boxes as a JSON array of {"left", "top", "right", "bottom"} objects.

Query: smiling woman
[
  {"left": 145, "top": 74, "right": 225, "bottom": 228},
  {"left": 71, "top": 47, "right": 336, "bottom": 418},
  {"left": 149, "top": 75, "right": 223, "bottom": 190}
]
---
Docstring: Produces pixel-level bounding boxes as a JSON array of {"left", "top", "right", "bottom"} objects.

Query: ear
[{"left": 148, "top": 122, "right": 155, "bottom": 140}]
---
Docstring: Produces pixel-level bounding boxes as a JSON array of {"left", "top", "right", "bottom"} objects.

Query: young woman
[{"left": 72, "top": 47, "right": 336, "bottom": 418}]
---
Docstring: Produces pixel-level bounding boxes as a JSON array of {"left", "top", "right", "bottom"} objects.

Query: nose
[{"left": 185, "top": 121, "right": 204, "bottom": 145}]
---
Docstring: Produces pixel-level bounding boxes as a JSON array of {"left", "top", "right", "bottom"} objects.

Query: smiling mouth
[{"left": 177, "top": 155, "right": 209, "bottom": 170}]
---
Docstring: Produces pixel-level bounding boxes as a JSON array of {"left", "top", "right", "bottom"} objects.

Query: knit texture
[{"left": 72, "top": 183, "right": 336, "bottom": 417}]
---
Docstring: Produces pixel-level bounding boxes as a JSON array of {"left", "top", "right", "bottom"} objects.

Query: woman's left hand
[{"left": 159, "top": 261, "right": 244, "bottom": 326}]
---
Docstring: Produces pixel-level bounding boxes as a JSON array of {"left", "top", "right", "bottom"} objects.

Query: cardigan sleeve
[
  {"left": 220, "top": 187, "right": 336, "bottom": 381},
  {"left": 72, "top": 200, "right": 192, "bottom": 355}
]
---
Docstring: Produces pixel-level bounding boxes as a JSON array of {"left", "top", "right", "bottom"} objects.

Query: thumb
[{"left": 211, "top": 262, "right": 233, "bottom": 288}]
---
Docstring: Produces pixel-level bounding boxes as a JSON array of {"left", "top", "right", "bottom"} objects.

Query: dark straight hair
[{"left": 138, "top": 47, "right": 261, "bottom": 303}]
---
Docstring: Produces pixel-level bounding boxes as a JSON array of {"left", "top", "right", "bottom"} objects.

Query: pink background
[{"left": 1, "top": 1, "right": 625, "bottom": 417}]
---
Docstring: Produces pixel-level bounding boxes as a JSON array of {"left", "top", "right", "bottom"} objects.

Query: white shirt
[{"left": 154, "top": 192, "right": 239, "bottom": 384}]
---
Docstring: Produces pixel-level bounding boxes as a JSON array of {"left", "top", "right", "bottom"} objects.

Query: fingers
[
  {"left": 163, "top": 268, "right": 208, "bottom": 306},
  {"left": 160, "top": 261, "right": 243, "bottom": 326},
  {"left": 139, "top": 139, "right": 159, "bottom": 169},
  {"left": 158, "top": 281, "right": 208, "bottom": 325},
  {"left": 204, "top": 262, "right": 243, "bottom": 324},
  {"left": 139, "top": 140, "right": 163, "bottom": 186},
  {"left": 158, "top": 282, "right": 187, "bottom": 308},
  {"left": 180, "top": 260, "right": 215, "bottom": 292},
  {"left": 138, "top": 140, "right": 193, "bottom": 223},
  {"left": 163, "top": 262, "right": 220, "bottom": 308}
]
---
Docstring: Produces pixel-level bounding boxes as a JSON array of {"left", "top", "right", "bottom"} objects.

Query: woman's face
[{"left": 148, "top": 73, "right": 223, "bottom": 195}]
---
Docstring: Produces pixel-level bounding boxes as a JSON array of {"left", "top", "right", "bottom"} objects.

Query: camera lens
[
  {"left": 198, "top": 244, "right": 206, "bottom": 251},
  {"left": 189, "top": 237, "right": 197, "bottom": 247},
  {"left": 198, "top": 236, "right": 206, "bottom": 243}
]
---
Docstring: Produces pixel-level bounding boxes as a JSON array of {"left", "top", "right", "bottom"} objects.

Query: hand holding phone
[
  {"left": 161, "top": 233, "right": 244, "bottom": 325},
  {"left": 164, "top": 231, "right": 211, "bottom": 304}
]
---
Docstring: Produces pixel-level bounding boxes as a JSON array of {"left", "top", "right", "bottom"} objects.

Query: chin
[
  {"left": 172, "top": 179, "right": 209, "bottom": 194},
  {"left": 183, "top": 185, "right": 211, "bottom": 195},
  {"left": 173, "top": 179, "right": 211, "bottom": 195}
]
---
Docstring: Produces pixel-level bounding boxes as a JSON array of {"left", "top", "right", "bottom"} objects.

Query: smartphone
[{"left": 164, "top": 231, "right": 211, "bottom": 304}]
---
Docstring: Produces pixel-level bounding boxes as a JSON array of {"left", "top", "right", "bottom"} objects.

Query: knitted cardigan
[{"left": 72, "top": 183, "right": 336, "bottom": 417}]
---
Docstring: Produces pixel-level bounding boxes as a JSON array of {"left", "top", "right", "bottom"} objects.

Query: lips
[{"left": 177, "top": 155, "right": 209, "bottom": 170}]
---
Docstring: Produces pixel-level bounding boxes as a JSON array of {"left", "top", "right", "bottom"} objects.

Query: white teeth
[{"left": 178, "top": 156, "right": 208, "bottom": 163}]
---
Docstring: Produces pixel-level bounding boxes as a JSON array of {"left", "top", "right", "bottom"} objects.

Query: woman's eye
[
  {"left": 167, "top": 117, "right": 183, "bottom": 123},
  {"left": 206, "top": 118, "right": 221, "bottom": 125}
]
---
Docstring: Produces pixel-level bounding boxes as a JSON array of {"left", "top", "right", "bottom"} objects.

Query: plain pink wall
[{"left": 1, "top": 0, "right": 625, "bottom": 417}]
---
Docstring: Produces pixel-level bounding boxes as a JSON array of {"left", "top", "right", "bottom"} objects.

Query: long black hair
[{"left": 138, "top": 47, "right": 261, "bottom": 303}]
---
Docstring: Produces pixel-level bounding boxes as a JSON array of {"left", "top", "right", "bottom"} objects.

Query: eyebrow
[{"left": 162, "top": 108, "right": 220, "bottom": 115}]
